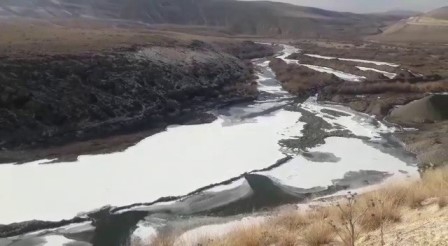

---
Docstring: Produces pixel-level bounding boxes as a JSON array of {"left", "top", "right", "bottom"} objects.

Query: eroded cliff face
[{"left": 0, "top": 41, "right": 263, "bottom": 152}]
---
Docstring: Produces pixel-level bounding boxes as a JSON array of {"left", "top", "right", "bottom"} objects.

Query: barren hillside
[
  {"left": 370, "top": 6, "right": 448, "bottom": 43},
  {"left": 0, "top": 0, "right": 396, "bottom": 39}
]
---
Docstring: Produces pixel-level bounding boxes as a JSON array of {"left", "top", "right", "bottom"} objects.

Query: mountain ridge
[{"left": 0, "top": 0, "right": 397, "bottom": 38}]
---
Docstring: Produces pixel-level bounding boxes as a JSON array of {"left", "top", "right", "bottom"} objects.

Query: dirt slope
[
  {"left": 370, "top": 6, "right": 448, "bottom": 43},
  {"left": 426, "top": 6, "right": 448, "bottom": 20},
  {"left": 387, "top": 95, "right": 448, "bottom": 124},
  {"left": 360, "top": 203, "right": 448, "bottom": 246}
]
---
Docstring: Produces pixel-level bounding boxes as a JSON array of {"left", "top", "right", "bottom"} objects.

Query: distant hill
[
  {"left": 0, "top": 0, "right": 397, "bottom": 38},
  {"left": 377, "top": 9, "right": 422, "bottom": 17},
  {"left": 369, "top": 6, "right": 448, "bottom": 43},
  {"left": 426, "top": 6, "right": 448, "bottom": 20}
]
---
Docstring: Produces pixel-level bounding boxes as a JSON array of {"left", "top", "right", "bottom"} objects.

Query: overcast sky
[{"left": 242, "top": 0, "right": 447, "bottom": 13}]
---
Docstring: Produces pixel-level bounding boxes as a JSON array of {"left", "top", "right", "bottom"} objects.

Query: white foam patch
[
  {"left": 276, "top": 44, "right": 301, "bottom": 61},
  {"left": 357, "top": 66, "right": 396, "bottom": 79},
  {"left": 340, "top": 58, "right": 399, "bottom": 67},
  {"left": 305, "top": 54, "right": 399, "bottom": 67},
  {"left": 260, "top": 137, "right": 418, "bottom": 189},
  {"left": 0, "top": 109, "right": 302, "bottom": 224},
  {"left": 305, "top": 54, "right": 335, "bottom": 60},
  {"left": 131, "top": 223, "right": 158, "bottom": 244},
  {"left": 41, "top": 235, "right": 76, "bottom": 246},
  {"left": 116, "top": 200, "right": 177, "bottom": 214},
  {"left": 54, "top": 221, "right": 93, "bottom": 234},
  {"left": 256, "top": 72, "right": 288, "bottom": 94},
  {"left": 301, "top": 64, "right": 365, "bottom": 82},
  {"left": 301, "top": 97, "right": 394, "bottom": 139},
  {"left": 278, "top": 45, "right": 364, "bottom": 82}
]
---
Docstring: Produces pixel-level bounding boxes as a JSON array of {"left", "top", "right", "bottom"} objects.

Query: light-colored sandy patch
[{"left": 360, "top": 202, "right": 448, "bottom": 246}]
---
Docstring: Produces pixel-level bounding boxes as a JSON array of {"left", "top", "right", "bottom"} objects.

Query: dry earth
[{"left": 360, "top": 204, "right": 448, "bottom": 246}]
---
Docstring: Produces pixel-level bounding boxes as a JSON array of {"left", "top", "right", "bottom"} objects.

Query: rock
[
  {"left": 332, "top": 170, "right": 392, "bottom": 189},
  {"left": 302, "top": 151, "right": 341, "bottom": 162},
  {"left": 387, "top": 94, "right": 448, "bottom": 125}
]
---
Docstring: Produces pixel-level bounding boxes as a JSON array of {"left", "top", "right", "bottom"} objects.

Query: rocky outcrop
[
  {"left": 387, "top": 95, "right": 448, "bottom": 168},
  {"left": 0, "top": 43, "right": 257, "bottom": 153},
  {"left": 387, "top": 94, "right": 448, "bottom": 125}
]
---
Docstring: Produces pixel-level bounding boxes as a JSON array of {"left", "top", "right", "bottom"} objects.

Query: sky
[{"left": 242, "top": 0, "right": 447, "bottom": 13}]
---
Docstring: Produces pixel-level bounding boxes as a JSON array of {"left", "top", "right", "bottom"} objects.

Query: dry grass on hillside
[
  {"left": 146, "top": 167, "right": 448, "bottom": 246},
  {"left": 0, "top": 20, "right": 237, "bottom": 57},
  {"left": 323, "top": 80, "right": 448, "bottom": 95},
  {"left": 0, "top": 20, "right": 178, "bottom": 56}
]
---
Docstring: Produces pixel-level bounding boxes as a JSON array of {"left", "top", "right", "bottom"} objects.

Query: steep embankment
[
  {"left": 0, "top": 0, "right": 396, "bottom": 38},
  {"left": 0, "top": 40, "right": 273, "bottom": 161},
  {"left": 388, "top": 95, "right": 448, "bottom": 168},
  {"left": 388, "top": 95, "right": 448, "bottom": 124}
]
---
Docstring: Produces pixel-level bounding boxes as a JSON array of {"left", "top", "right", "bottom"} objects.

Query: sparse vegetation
[
  {"left": 322, "top": 80, "right": 448, "bottom": 95},
  {"left": 302, "top": 221, "right": 335, "bottom": 246},
  {"left": 143, "top": 167, "right": 448, "bottom": 246}
]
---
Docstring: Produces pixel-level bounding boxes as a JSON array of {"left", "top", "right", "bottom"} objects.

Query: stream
[{"left": 0, "top": 45, "right": 418, "bottom": 246}]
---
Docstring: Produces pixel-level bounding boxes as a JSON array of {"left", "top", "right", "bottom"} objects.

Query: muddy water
[{"left": 0, "top": 45, "right": 418, "bottom": 246}]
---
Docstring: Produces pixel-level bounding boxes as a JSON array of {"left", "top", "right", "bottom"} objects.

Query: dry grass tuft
[
  {"left": 438, "top": 196, "right": 448, "bottom": 208},
  {"left": 203, "top": 224, "right": 299, "bottom": 246},
  {"left": 302, "top": 221, "right": 335, "bottom": 246},
  {"left": 149, "top": 234, "right": 176, "bottom": 246},
  {"left": 270, "top": 210, "right": 311, "bottom": 231},
  {"left": 358, "top": 195, "right": 401, "bottom": 231}
]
